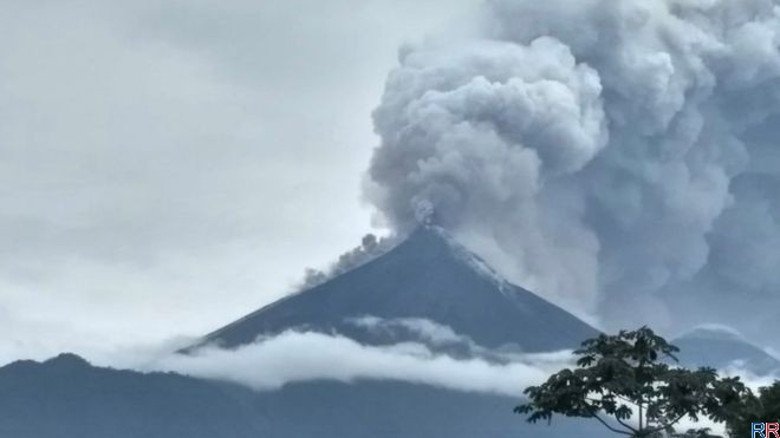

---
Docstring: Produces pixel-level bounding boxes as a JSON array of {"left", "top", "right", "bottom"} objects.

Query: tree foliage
[
  {"left": 515, "top": 327, "right": 749, "bottom": 437},
  {"left": 724, "top": 381, "right": 780, "bottom": 437}
]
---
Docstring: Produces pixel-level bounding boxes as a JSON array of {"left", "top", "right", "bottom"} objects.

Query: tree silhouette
[
  {"left": 515, "top": 327, "right": 748, "bottom": 437},
  {"left": 724, "top": 381, "right": 780, "bottom": 437}
]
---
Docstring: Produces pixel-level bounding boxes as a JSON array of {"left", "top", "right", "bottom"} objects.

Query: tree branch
[
  {"left": 586, "top": 408, "right": 634, "bottom": 436},
  {"left": 615, "top": 416, "right": 640, "bottom": 434},
  {"left": 585, "top": 394, "right": 640, "bottom": 434},
  {"left": 646, "top": 413, "right": 687, "bottom": 434}
]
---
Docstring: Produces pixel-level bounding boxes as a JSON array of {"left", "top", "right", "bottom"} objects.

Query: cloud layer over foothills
[{"left": 149, "top": 319, "right": 572, "bottom": 397}]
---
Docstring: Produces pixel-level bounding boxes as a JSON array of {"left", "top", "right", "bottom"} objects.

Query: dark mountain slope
[
  {"left": 0, "top": 354, "right": 605, "bottom": 438},
  {"left": 0, "top": 354, "right": 266, "bottom": 438},
  {"left": 198, "top": 226, "right": 597, "bottom": 352}
]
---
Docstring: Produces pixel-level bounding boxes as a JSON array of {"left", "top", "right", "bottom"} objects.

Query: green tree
[
  {"left": 724, "top": 381, "right": 780, "bottom": 437},
  {"left": 515, "top": 327, "right": 748, "bottom": 437}
]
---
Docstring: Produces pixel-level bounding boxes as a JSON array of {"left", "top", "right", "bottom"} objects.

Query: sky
[
  {"left": 5, "top": 0, "right": 780, "bottom": 366},
  {"left": 0, "top": 0, "right": 478, "bottom": 363}
]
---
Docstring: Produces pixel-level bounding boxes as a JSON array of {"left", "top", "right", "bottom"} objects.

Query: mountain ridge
[
  {"left": 0, "top": 353, "right": 605, "bottom": 438},
  {"left": 190, "top": 226, "right": 599, "bottom": 353},
  {"left": 673, "top": 326, "right": 780, "bottom": 376}
]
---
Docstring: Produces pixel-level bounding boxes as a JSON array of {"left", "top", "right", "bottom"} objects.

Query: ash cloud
[
  {"left": 299, "top": 233, "right": 401, "bottom": 289},
  {"left": 365, "top": 0, "right": 780, "bottom": 341}
]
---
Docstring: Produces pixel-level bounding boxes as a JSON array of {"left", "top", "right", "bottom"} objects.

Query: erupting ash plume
[{"left": 364, "top": 0, "right": 780, "bottom": 339}]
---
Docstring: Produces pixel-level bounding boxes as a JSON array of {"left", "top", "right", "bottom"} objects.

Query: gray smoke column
[{"left": 366, "top": 0, "right": 780, "bottom": 338}]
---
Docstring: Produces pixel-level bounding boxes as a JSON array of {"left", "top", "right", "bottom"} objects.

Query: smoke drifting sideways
[
  {"left": 299, "top": 233, "right": 401, "bottom": 290},
  {"left": 364, "top": 0, "right": 780, "bottom": 342}
]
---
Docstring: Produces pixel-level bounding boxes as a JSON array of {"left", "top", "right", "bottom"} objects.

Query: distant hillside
[
  {"left": 0, "top": 354, "right": 265, "bottom": 438},
  {"left": 0, "top": 354, "right": 605, "bottom": 438},
  {"left": 674, "top": 326, "right": 780, "bottom": 376}
]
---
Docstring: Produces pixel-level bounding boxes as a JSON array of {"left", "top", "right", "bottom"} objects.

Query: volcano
[
  {"left": 0, "top": 228, "right": 607, "bottom": 438},
  {"left": 674, "top": 326, "right": 780, "bottom": 376},
  {"left": 193, "top": 226, "right": 598, "bottom": 353}
]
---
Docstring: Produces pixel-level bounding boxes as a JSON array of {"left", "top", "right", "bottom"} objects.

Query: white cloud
[{"left": 146, "top": 328, "right": 572, "bottom": 397}]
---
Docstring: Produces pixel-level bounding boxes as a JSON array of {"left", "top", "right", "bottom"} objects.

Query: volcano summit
[{"left": 192, "top": 226, "right": 598, "bottom": 353}]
